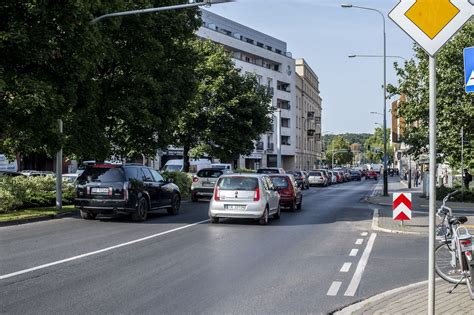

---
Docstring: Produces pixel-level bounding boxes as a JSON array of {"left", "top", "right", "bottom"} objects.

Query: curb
[
  {"left": 333, "top": 279, "right": 436, "bottom": 314},
  {"left": 371, "top": 209, "right": 423, "bottom": 235},
  {"left": 0, "top": 210, "right": 79, "bottom": 227}
]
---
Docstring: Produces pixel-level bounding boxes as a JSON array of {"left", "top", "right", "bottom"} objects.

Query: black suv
[{"left": 75, "top": 163, "right": 181, "bottom": 222}]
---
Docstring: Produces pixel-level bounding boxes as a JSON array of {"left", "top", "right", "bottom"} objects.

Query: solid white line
[
  {"left": 344, "top": 233, "right": 377, "bottom": 296},
  {"left": 349, "top": 249, "right": 359, "bottom": 257},
  {"left": 327, "top": 281, "right": 342, "bottom": 296},
  {"left": 340, "top": 262, "right": 352, "bottom": 273},
  {"left": 0, "top": 219, "right": 210, "bottom": 280},
  {"left": 361, "top": 232, "right": 368, "bottom": 236},
  {"left": 355, "top": 238, "right": 363, "bottom": 245}
]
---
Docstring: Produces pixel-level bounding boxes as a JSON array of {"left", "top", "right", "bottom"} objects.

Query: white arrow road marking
[
  {"left": 340, "top": 262, "right": 352, "bottom": 273},
  {"left": 327, "top": 281, "right": 342, "bottom": 296},
  {"left": 0, "top": 219, "right": 210, "bottom": 281},
  {"left": 345, "top": 233, "right": 377, "bottom": 296}
]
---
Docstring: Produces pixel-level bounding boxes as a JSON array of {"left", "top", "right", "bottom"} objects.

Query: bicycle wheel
[
  {"left": 435, "top": 242, "right": 465, "bottom": 284},
  {"left": 467, "top": 254, "right": 474, "bottom": 299}
]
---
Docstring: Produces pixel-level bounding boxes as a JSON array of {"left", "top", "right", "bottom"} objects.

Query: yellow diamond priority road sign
[{"left": 389, "top": 0, "right": 473, "bottom": 56}]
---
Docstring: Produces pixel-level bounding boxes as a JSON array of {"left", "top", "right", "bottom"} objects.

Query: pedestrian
[
  {"left": 463, "top": 169, "right": 472, "bottom": 190},
  {"left": 414, "top": 169, "right": 420, "bottom": 187}
]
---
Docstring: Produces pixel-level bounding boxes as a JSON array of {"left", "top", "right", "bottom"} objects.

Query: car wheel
[
  {"left": 290, "top": 200, "right": 296, "bottom": 212},
  {"left": 259, "top": 207, "right": 269, "bottom": 225},
  {"left": 273, "top": 205, "right": 281, "bottom": 220},
  {"left": 210, "top": 216, "right": 219, "bottom": 224},
  {"left": 297, "top": 196, "right": 302, "bottom": 210},
  {"left": 131, "top": 197, "right": 148, "bottom": 222},
  {"left": 167, "top": 193, "right": 181, "bottom": 215},
  {"left": 80, "top": 210, "right": 96, "bottom": 220}
]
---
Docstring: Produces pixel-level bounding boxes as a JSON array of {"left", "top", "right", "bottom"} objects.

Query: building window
[
  {"left": 276, "top": 49, "right": 282, "bottom": 54},
  {"left": 281, "top": 136, "right": 290, "bottom": 146},
  {"left": 281, "top": 118, "right": 290, "bottom": 128},
  {"left": 266, "top": 45, "right": 273, "bottom": 51},
  {"left": 257, "top": 42, "right": 264, "bottom": 48}
]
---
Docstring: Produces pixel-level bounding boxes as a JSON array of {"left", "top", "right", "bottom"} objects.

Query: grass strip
[{"left": 0, "top": 205, "right": 76, "bottom": 222}]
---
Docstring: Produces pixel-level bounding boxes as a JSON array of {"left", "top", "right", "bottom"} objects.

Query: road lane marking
[
  {"left": 340, "top": 262, "right": 352, "bottom": 273},
  {"left": 0, "top": 219, "right": 210, "bottom": 281},
  {"left": 355, "top": 238, "right": 363, "bottom": 245},
  {"left": 349, "top": 249, "right": 359, "bottom": 257},
  {"left": 344, "top": 233, "right": 377, "bottom": 296},
  {"left": 327, "top": 281, "right": 342, "bottom": 296},
  {"left": 361, "top": 232, "right": 368, "bottom": 236}
]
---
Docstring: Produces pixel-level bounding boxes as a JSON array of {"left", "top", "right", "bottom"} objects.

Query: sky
[{"left": 207, "top": 0, "right": 417, "bottom": 134}]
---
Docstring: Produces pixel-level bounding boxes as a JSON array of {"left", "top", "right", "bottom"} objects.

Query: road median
[{"left": 0, "top": 205, "right": 78, "bottom": 227}]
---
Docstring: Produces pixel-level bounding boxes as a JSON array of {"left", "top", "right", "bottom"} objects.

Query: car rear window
[
  {"left": 270, "top": 176, "right": 289, "bottom": 188},
  {"left": 257, "top": 169, "right": 279, "bottom": 174},
  {"left": 309, "top": 171, "right": 321, "bottom": 176},
  {"left": 218, "top": 177, "right": 258, "bottom": 190},
  {"left": 197, "top": 169, "right": 223, "bottom": 178},
  {"left": 78, "top": 166, "right": 125, "bottom": 184}
]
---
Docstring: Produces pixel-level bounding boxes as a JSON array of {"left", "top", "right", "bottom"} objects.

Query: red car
[
  {"left": 269, "top": 174, "right": 303, "bottom": 212},
  {"left": 366, "top": 170, "right": 378, "bottom": 180}
]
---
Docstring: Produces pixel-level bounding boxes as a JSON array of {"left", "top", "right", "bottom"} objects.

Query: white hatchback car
[
  {"left": 208, "top": 174, "right": 280, "bottom": 225},
  {"left": 307, "top": 171, "right": 326, "bottom": 187},
  {"left": 191, "top": 168, "right": 229, "bottom": 202}
]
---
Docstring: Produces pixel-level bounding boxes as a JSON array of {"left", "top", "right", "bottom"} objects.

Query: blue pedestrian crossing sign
[{"left": 465, "top": 47, "right": 474, "bottom": 93}]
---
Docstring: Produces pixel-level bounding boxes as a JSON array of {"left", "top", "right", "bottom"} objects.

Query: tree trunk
[{"left": 183, "top": 144, "right": 190, "bottom": 173}]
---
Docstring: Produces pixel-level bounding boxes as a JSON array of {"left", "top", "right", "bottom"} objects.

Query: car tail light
[
  {"left": 320, "top": 177, "right": 324, "bottom": 180},
  {"left": 214, "top": 186, "right": 221, "bottom": 201},
  {"left": 86, "top": 186, "right": 90, "bottom": 195},
  {"left": 193, "top": 177, "right": 199, "bottom": 183},
  {"left": 254, "top": 187, "right": 260, "bottom": 201},
  {"left": 123, "top": 182, "right": 129, "bottom": 201},
  {"left": 108, "top": 187, "right": 113, "bottom": 196},
  {"left": 461, "top": 239, "right": 472, "bottom": 246}
]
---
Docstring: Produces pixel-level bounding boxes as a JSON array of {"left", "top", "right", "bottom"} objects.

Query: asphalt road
[{"left": 0, "top": 178, "right": 428, "bottom": 314}]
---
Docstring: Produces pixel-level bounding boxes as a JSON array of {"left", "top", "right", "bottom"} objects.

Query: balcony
[
  {"left": 277, "top": 99, "right": 291, "bottom": 110},
  {"left": 277, "top": 81, "right": 291, "bottom": 93},
  {"left": 255, "top": 141, "right": 264, "bottom": 151}
]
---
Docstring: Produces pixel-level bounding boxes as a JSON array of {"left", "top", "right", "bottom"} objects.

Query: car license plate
[
  {"left": 225, "top": 204, "right": 246, "bottom": 210},
  {"left": 91, "top": 187, "right": 109, "bottom": 194},
  {"left": 202, "top": 182, "right": 215, "bottom": 187}
]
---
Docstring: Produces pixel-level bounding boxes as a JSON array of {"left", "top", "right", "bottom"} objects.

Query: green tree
[
  {"left": 174, "top": 40, "right": 273, "bottom": 172},
  {"left": 364, "top": 127, "right": 386, "bottom": 163},
  {"left": 388, "top": 21, "right": 474, "bottom": 169},
  {"left": 0, "top": 0, "right": 201, "bottom": 162},
  {"left": 326, "top": 136, "right": 353, "bottom": 167}
]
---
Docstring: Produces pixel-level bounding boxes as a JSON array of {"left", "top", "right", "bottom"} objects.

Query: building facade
[
  {"left": 197, "top": 10, "right": 297, "bottom": 170},
  {"left": 294, "top": 59, "right": 322, "bottom": 170}
]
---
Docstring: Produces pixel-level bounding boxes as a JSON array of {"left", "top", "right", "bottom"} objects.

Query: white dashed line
[
  {"left": 0, "top": 219, "right": 210, "bottom": 280},
  {"left": 355, "top": 238, "right": 363, "bottom": 245},
  {"left": 349, "top": 249, "right": 359, "bottom": 257},
  {"left": 327, "top": 281, "right": 342, "bottom": 296},
  {"left": 345, "top": 233, "right": 377, "bottom": 296},
  {"left": 361, "top": 232, "right": 368, "bottom": 236},
  {"left": 340, "top": 262, "right": 352, "bottom": 273}
]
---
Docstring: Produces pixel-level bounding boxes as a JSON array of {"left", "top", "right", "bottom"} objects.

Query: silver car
[
  {"left": 208, "top": 174, "right": 280, "bottom": 225},
  {"left": 191, "top": 168, "right": 229, "bottom": 202},
  {"left": 308, "top": 171, "right": 326, "bottom": 187}
]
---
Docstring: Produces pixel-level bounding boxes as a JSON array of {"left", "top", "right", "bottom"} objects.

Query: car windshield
[
  {"left": 197, "top": 169, "right": 223, "bottom": 178},
  {"left": 218, "top": 177, "right": 258, "bottom": 190},
  {"left": 162, "top": 164, "right": 182, "bottom": 172},
  {"left": 77, "top": 166, "right": 124, "bottom": 184},
  {"left": 270, "top": 176, "right": 289, "bottom": 188}
]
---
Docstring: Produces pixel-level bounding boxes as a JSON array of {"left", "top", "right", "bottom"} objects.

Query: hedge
[
  {"left": 161, "top": 171, "right": 192, "bottom": 199},
  {"left": 0, "top": 176, "right": 75, "bottom": 213},
  {"left": 436, "top": 185, "right": 474, "bottom": 203}
]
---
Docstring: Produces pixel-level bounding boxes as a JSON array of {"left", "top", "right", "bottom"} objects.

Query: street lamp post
[{"left": 342, "top": 3, "right": 388, "bottom": 196}]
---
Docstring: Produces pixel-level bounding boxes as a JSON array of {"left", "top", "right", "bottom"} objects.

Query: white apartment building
[
  {"left": 197, "top": 10, "right": 297, "bottom": 170},
  {"left": 295, "top": 59, "right": 323, "bottom": 170}
]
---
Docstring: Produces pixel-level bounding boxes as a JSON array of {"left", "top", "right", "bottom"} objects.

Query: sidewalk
[{"left": 335, "top": 179, "right": 474, "bottom": 314}]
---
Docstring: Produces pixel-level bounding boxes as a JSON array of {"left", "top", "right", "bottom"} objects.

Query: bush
[
  {"left": 0, "top": 176, "right": 75, "bottom": 213},
  {"left": 161, "top": 171, "right": 192, "bottom": 199},
  {"left": 437, "top": 186, "right": 474, "bottom": 202}
]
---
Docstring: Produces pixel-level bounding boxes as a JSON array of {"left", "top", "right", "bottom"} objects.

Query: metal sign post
[{"left": 389, "top": 1, "right": 473, "bottom": 313}]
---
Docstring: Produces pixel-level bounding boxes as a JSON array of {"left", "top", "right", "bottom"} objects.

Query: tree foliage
[
  {"left": 325, "top": 136, "right": 353, "bottom": 166},
  {"left": 0, "top": 0, "right": 201, "bottom": 161},
  {"left": 363, "top": 127, "right": 393, "bottom": 164},
  {"left": 388, "top": 21, "right": 474, "bottom": 169},
  {"left": 174, "top": 40, "right": 273, "bottom": 172}
]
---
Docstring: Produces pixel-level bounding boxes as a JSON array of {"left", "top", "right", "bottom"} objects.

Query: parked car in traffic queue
[
  {"left": 366, "top": 170, "right": 378, "bottom": 180},
  {"left": 307, "top": 171, "right": 326, "bottom": 187},
  {"left": 269, "top": 174, "right": 302, "bottom": 212},
  {"left": 287, "top": 170, "right": 309, "bottom": 190},
  {"left": 208, "top": 174, "right": 280, "bottom": 225},
  {"left": 75, "top": 163, "right": 181, "bottom": 222},
  {"left": 350, "top": 170, "right": 362, "bottom": 181}
]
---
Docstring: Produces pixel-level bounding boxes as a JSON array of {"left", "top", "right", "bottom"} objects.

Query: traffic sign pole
[{"left": 428, "top": 55, "right": 437, "bottom": 315}]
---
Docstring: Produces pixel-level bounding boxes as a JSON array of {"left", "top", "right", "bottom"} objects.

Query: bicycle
[{"left": 434, "top": 190, "right": 474, "bottom": 299}]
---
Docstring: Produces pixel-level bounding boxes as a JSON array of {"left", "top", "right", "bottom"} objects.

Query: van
[
  {"left": 162, "top": 159, "right": 212, "bottom": 173},
  {"left": 211, "top": 163, "right": 233, "bottom": 171}
]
